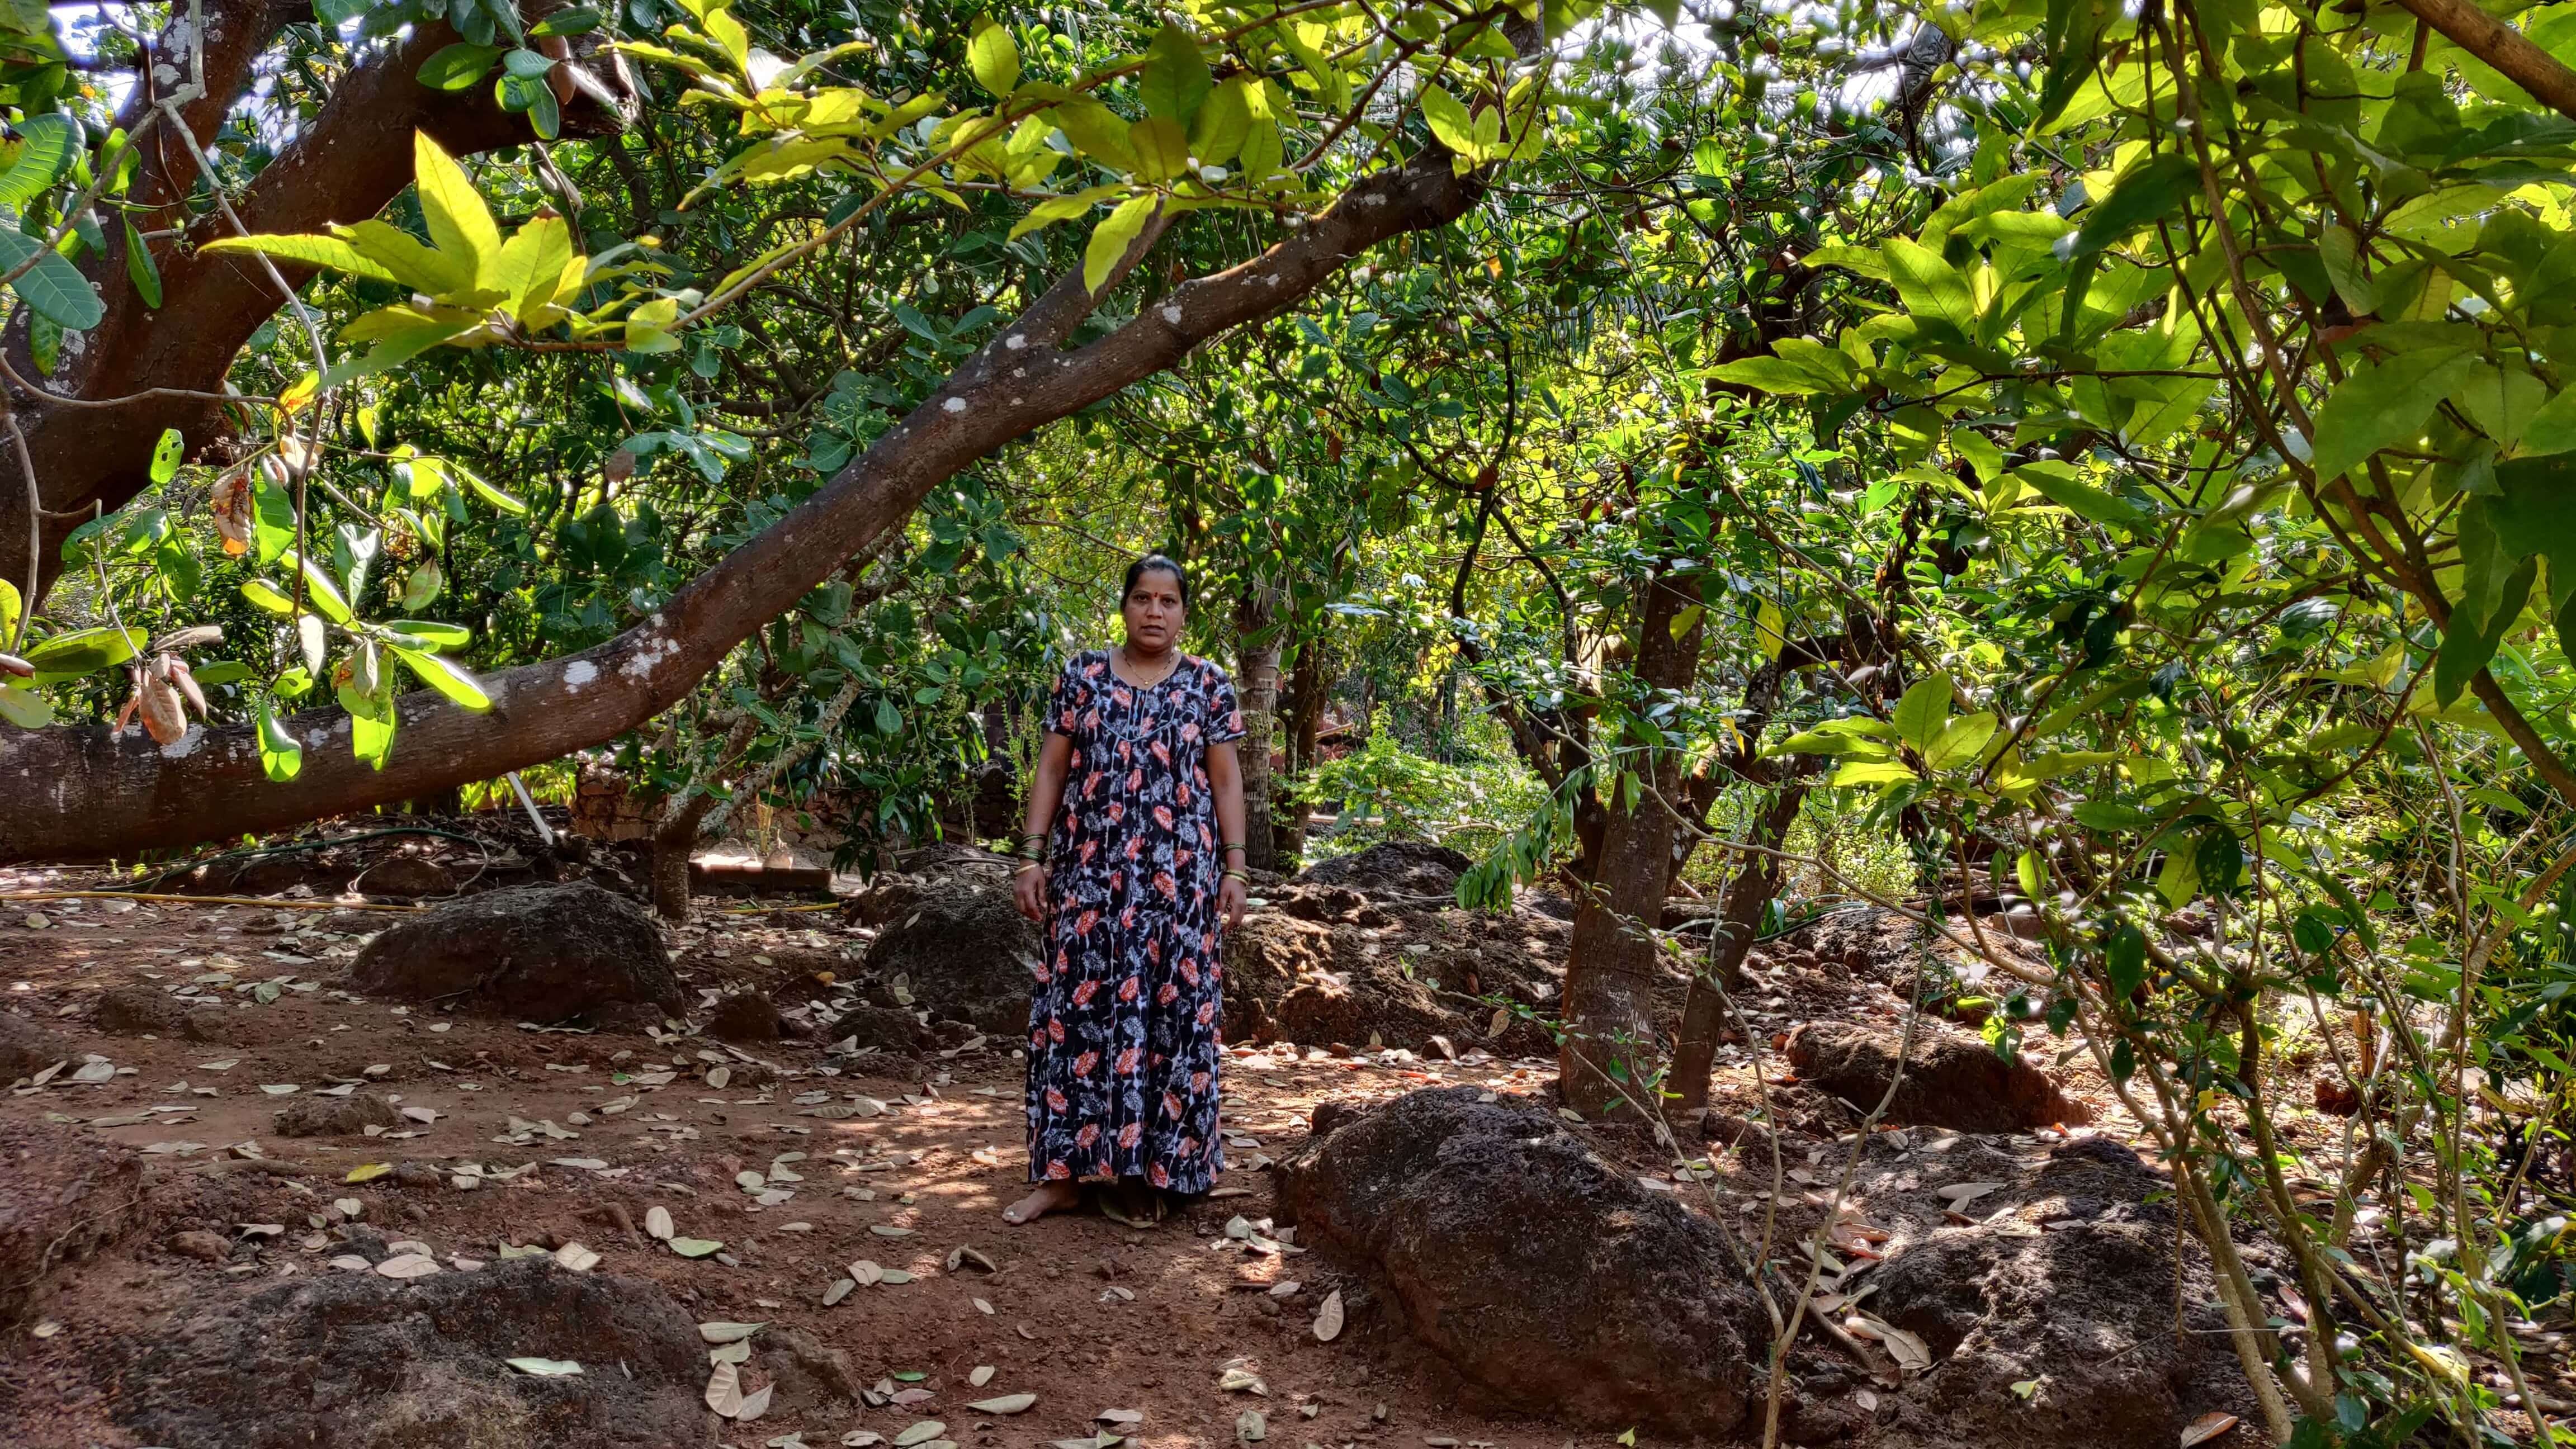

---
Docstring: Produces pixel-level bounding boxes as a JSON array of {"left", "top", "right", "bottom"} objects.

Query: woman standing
[{"left": 1005, "top": 554, "right": 1251, "bottom": 1225}]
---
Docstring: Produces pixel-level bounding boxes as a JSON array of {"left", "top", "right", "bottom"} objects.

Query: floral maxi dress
[{"left": 1027, "top": 649, "right": 1244, "bottom": 1193}]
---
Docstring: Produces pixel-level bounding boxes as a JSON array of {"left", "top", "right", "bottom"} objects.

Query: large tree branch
[
  {"left": 0, "top": 146, "right": 1490, "bottom": 861},
  {"left": 2391, "top": 0, "right": 2576, "bottom": 121},
  {"left": 1, "top": 0, "right": 636, "bottom": 602}
]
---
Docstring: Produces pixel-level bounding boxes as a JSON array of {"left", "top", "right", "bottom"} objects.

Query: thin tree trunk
[
  {"left": 1558, "top": 570, "right": 1704, "bottom": 1116},
  {"left": 1276, "top": 644, "right": 1331, "bottom": 866},
  {"left": 1234, "top": 586, "right": 1282, "bottom": 875},
  {"left": 651, "top": 792, "right": 719, "bottom": 921},
  {"left": 1670, "top": 782, "right": 1808, "bottom": 1113}
]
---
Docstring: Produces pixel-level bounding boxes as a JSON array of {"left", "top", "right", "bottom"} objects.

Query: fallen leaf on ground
[
  {"left": 1312, "top": 1289, "right": 1344, "bottom": 1342},
  {"left": 1236, "top": 1409, "right": 1266, "bottom": 1442},
  {"left": 968, "top": 1365, "right": 994, "bottom": 1386},
  {"left": 505, "top": 1357, "right": 582, "bottom": 1376},
  {"left": 646, "top": 1206, "right": 673, "bottom": 1240},
  {"left": 554, "top": 1243, "right": 601, "bottom": 1272},
  {"left": 698, "top": 1321, "right": 765, "bottom": 1344},
  {"left": 668, "top": 1237, "right": 724, "bottom": 1258},
  {"left": 375, "top": 1253, "right": 439, "bottom": 1279},
  {"left": 894, "top": 1421, "right": 947, "bottom": 1446},
  {"left": 969, "top": 1394, "right": 1037, "bottom": 1414},
  {"left": 2181, "top": 1412, "right": 2240, "bottom": 1447}
]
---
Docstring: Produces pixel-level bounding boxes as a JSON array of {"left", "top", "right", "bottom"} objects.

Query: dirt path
[{"left": 0, "top": 883, "right": 1583, "bottom": 1449}]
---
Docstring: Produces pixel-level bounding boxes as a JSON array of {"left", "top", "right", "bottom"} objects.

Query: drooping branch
[{"left": 0, "top": 144, "right": 1493, "bottom": 862}]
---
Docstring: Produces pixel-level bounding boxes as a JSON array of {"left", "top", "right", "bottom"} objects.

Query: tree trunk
[
  {"left": 1669, "top": 782, "right": 1809, "bottom": 1113},
  {"left": 1275, "top": 645, "right": 1332, "bottom": 866},
  {"left": 0, "top": 142, "right": 1496, "bottom": 863},
  {"left": 1233, "top": 586, "right": 1282, "bottom": 875},
  {"left": 1557, "top": 570, "right": 1704, "bottom": 1116},
  {"left": 3, "top": 0, "right": 636, "bottom": 604},
  {"left": 651, "top": 794, "right": 717, "bottom": 921}
]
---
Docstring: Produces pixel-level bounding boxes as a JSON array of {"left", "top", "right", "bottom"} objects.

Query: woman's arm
[
  {"left": 1207, "top": 739, "right": 1249, "bottom": 927},
  {"left": 1012, "top": 731, "right": 1074, "bottom": 923}
]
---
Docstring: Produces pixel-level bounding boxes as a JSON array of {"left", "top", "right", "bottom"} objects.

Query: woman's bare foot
[{"left": 1001, "top": 1180, "right": 1081, "bottom": 1225}]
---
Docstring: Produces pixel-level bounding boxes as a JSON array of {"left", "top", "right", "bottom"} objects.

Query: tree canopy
[{"left": 6, "top": 0, "right": 2576, "bottom": 1438}]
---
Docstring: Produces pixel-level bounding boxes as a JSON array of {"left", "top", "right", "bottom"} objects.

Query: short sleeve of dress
[
  {"left": 1043, "top": 659, "right": 1084, "bottom": 738},
  {"left": 1205, "top": 667, "right": 1246, "bottom": 745}
]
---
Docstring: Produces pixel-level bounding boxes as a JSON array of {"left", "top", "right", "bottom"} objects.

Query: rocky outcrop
[{"left": 347, "top": 884, "right": 683, "bottom": 1024}]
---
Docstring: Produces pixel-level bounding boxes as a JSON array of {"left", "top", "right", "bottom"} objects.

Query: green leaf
[
  {"left": 400, "top": 560, "right": 445, "bottom": 610},
  {"left": 148, "top": 427, "right": 184, "bottom": 485},
  {"left": 667, "top": 1237, "right": 725, "bottom": 1258},
  {"left": 200, "top": 232, "right": 402, "bottom": 285},
  {"left": 1127, "top": 117, "right": 1189, "bottom": 182},
  {"left": 1420, "top": 84, "right": 1478, "bottom": 159},
  {"left": 1083, "top": 193, "right": 1157, "bottom": 294},
  {"left": 0, "top": 114, "right": 77, "bottom": 208},
  {"left": 1046, "top": 100, "right": 1137, "bottom": 172},
  {"left": 338, "top": 671, "right": 396, "bottom": 770},
  {"left": 256, "top": 697, "right": 303, "bottom": 781},
  {"left": 528, "top": 6, "right": 600, "bottom": 36},
  {"left": 2309, "top": 349, "right": 2475, "bottom": 483},
  {"left": 968, "top": 19, "right": 1020, "bottom": 97},
  {"left": 1882, "top": 238, "right": 1978, "bottom": 340},
  {"left": 1922, "top": 711, "right": 1998, "bottom": 770},
  {"left": 384, "top": 619, "right": 471, "bottom": 648},
  {"left": 253, "top": 467, "right": 297, "bottom": 564},
  {"left": 500, "top": 46, "right": 556, "bottom": 78},
  {"left": 290, "top": 552, "right": 355, "bottom": 625},
  {"left": 1139, "top": 22, "right": 1211, "bottom": 125},
  {"left": 0, "top": 681, "right": 53, "bottom": 729},
  {"left": 1192, "top": 77, "right": 1253, "bottom": 166},
  {"left": 124, "top": 220, "right": 162, "bottom": 309},
  {"left": 0, "top": 229, "right": 104, "bottom": 329},
  {"left": 190, "top": 661, "right": 250, "bottom": 686},
  {"left": 2064, "top": 152, "right": 2199, "bottom": 258},
  {"left": 240, "top": 577, "right": 296, "bottom": 615},
  {"left": 1892, "top": 674, "right": 1954, "bottom": 750},
  {"left": 2435, "top": 555, "right": 2536, "bottom": 706},
  {"left": 412, "top": 131, "right": 501, "bottom": 287},
  {"left": 417, "top": 41, "right": 504, "bottom": 90},
  {"left": 2072, "top": 800, "right": 2158, "bottom": 831},
  {"left": 2010, "top": 461, "right": 2147, "bottom": 528},
  {"left": 448, "top": 460, "right": 529, "bottom": 515},
  {"left": 1833, "top": 759, "right": 1918, "bottom": 786},
  {"left": 391, "top": 645, "right": 491, "bottom": 710},
  {"left": 23, "top": 626, "right": 145, "bottom": 678},
  {"left": 2105, "top": 922, "right": 2147, "bottom": 996},
  {"left": 0, "top": 576, "right": 18, "bottom": 649}
]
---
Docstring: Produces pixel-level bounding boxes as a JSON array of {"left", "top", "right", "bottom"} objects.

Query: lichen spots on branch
[
  {"left": 942, "top": 396, "right": 968, "bottom": 413},
  {"left": 1005, "top": 334, "right": 1027, "bottom": 351},
  {"left": 621, "top": 634, "right": 678, "bottom": 681},
  {"left": 563, "top": 660, "right": 599, "bottom": 693}
]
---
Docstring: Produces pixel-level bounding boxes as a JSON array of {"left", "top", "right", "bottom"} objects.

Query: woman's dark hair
[{"left": 1122, "top": 553, "right": 1189, "bottom": 610}]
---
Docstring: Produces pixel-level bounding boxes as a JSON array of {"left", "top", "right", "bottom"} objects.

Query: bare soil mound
[
  {"left": 1274, "top": 1086, "right": 1761, "bottom": 1435},
  {"left": 1225, "top": 887, "right": 1567, "bottom": 1057},
  {"left": 110, "top": 1258, "right": 708, "bottom": 1449},
  {"left": 0, "top": 1122, "right": 147, "bottom": 1326},
  {"left": 92, "top": 983, "right": 231, "bottom": 1042},
  {"left": 1292, "top": 841, "right": 1474, "bottom": 899},
  {"left": 846, "top": 870, "right": 1042, "bottom": 1036},
  {"left": 347, "top": 883, "right": 683, "bottom": 1024},
  {"left": 0, "top": 1010, "right": 69, "bottom": 1083},
  {"left": 1785, "top": 1019, "right": 2088, "bottom": 1133}
]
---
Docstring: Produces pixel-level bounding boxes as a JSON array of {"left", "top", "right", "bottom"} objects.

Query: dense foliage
[{"left": 10, "top": 0, "right": 2576, "bottom": 1439}]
